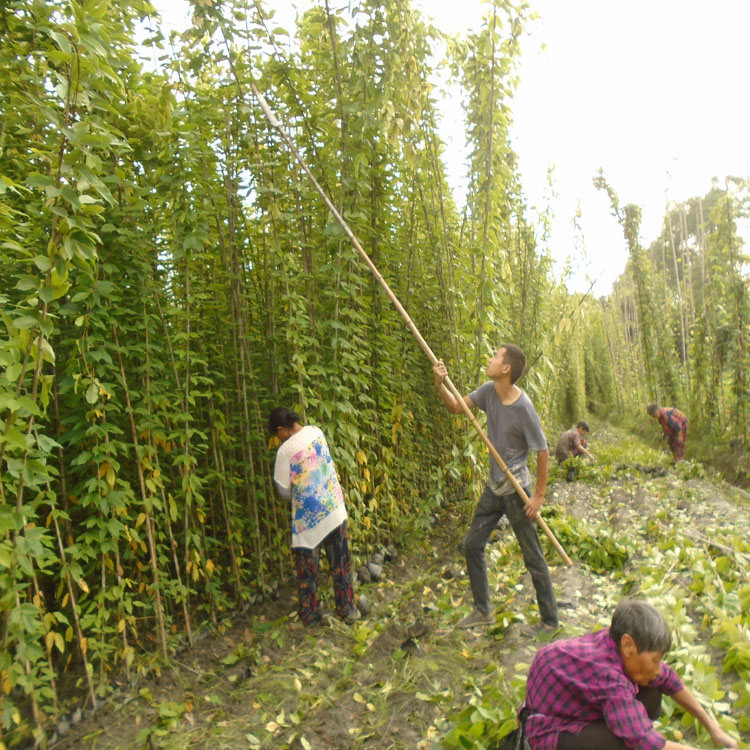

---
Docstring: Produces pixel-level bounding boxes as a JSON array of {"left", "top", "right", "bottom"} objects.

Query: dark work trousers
[
  {"left": 294, "top": 521, "right": 354, "bottom": 626},
  {"left": 464, "top": 484, "right": 558, "bottom": 626},
  {"left": 556, "top": 686, "right": 662, "bottom": 749}
]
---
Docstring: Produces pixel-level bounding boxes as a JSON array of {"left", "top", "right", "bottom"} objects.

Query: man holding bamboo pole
[{"left": 433, "top": 344, "right": 559, "bottom": 632}]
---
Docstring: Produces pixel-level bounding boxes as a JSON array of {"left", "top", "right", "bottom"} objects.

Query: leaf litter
[{"left": 54, "top": 425, "right": 750, "bottom": 749}]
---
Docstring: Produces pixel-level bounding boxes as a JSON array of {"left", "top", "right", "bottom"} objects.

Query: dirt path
[{"left": 52, "top": 426, "right": 750, "bottom": 750}]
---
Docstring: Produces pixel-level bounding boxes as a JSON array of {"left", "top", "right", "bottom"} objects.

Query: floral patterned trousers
[{"left": 293, "top": 521, "right": 355, "bottom": 626}]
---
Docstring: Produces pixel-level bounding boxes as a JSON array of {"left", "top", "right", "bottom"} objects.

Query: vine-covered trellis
[{"left": 1, "top": 0, "right": 748, "bottom": 745}]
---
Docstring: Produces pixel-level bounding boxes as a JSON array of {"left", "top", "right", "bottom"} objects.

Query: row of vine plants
[
  {"left": 2, "top": 0, "right": 747, "bottom": 744},
  {"left": 0, "top": 0, "right": 591, "bottom": 744},
  {"left": 582, "top": 174, "right": 749, "bottom": 481}
]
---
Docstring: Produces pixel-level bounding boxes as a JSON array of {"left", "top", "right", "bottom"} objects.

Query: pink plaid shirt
[{"left": 524, "top": 628, "right": 683, "bottom": 750}]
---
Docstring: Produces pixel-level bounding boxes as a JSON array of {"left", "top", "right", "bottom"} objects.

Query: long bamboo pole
[{"left": 251, "top": 84, "right": 572, "bottom": 567}]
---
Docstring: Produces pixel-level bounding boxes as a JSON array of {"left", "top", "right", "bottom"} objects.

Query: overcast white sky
[{"left": 152, "top": 0, "right": 750, "bottom": 294}]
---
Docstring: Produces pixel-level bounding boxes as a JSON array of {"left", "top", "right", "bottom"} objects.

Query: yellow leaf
[
  {"left": 106, "top": 467, "right": 116, "bottom": 488},
  {"left": 117, "top": 618, "right": 126, "bottom": 633},
  {"left": 65, "top": 625, "right": 73, "bottom": 642},
  {"left": 135, "top": 512, "right": 146, "bottom": 528},
  {"left": 353, "top": 692, "right": 366, "bottom": 704},
  {"left": 265, "top": 721, "right": 279, "bottom": 733},
  {"left": 98, "top": 462, "right": 109, "bottom": 479},
  {"left": 78, "top": 578, "right": 89, "bottom": 594},
  {"left": 205, "top": 559, "right": 215, "bottom": 575},
  {"left": 363, "top": 467, "right": 370, "bottom": 481},
  {"left": 54, "top": 632, "right": 64, "bottom": 654},
  {"left": 294, "top": 676, "right": 302, "bottom": 693},
  {"left": 80, "top": 637, "right": 88, "bottom": 655},
  {"left": 45, "top": 632, "right": 55, "bottom": 652},
  {"left": 356, "top": 450, "right": 366, "bottom": 465},
  {"left": 268, "top": 436, "right": 280, "bottom": 450}
]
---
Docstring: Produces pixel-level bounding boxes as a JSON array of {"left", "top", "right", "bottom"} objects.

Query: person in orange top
[{"left": 647, "top": 404, "right": 688, "bottom": 462}]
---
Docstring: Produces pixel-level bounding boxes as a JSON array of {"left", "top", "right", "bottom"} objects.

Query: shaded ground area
[{"left": 51, "top": 425, "right": 750, "bottom": 749}]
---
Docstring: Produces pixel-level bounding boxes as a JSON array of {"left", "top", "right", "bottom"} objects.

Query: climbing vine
[{"left": 1, "top": 1, "right": 748, "bottom": 745}]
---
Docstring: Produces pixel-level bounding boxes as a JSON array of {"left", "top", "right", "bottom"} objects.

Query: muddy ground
[{"left": 49, "top": 426, "right": 750, "bottom": 750}]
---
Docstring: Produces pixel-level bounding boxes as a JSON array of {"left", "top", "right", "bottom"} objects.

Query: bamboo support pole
[{"left": 251, "top": 84, "right": 572, "bottom": 567}]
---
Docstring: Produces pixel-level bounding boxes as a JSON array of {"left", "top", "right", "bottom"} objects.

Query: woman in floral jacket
[{"left": 269, "top": 407, "right": 358, "bottom": 626}]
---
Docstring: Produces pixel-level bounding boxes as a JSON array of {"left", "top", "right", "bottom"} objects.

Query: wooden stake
[
  {"left": 112, "top": 324, "right": 169, "bottom": 660},
  {"left": 251, "top": 84, "right": 572, "bottom": 567}
]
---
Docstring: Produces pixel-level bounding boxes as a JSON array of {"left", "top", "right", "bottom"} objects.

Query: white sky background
[{"left": 150, "top": 0, "right": 750, "bottom": 295}]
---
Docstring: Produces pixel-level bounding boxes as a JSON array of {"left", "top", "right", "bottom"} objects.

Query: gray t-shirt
[{"left": 468, "top": 382, "right": 548, "bottom": 497}]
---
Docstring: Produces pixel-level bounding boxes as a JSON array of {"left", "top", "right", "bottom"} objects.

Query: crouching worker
[
  {"left": 269, "top": 407, "right": 359, "bottom": 626},
  {"left": 554, "top": 421, "right": 595, "bottom": 482},
  {"left": 502, "top": 599, "right": 738, "bottom": 750},
  {"left": 554, "top": 421, "right": 595, "bottom": 463}
]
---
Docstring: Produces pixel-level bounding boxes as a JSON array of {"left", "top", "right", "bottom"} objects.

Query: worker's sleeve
[
  {"left": 650, "top": 662, "right": 684, "bottom": 695},
  {"left": 600, "top": 689, "right": 666, "bottom": 750},
  {"left": 273, "top": 450, "right": 292, "bottom": 500}
]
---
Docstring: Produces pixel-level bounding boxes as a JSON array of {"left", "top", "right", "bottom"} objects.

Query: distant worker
[
  {"left": 555, "top": 421, "right": 595, "bottom": 463},
  {"left": 647, "top": 404, "right": 688, "bottom": 462},
  {"left": 555, "top": 421, "right": 595, "bottom": 482}
]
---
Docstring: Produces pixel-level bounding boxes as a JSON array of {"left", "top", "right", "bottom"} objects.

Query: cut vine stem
[{"left": 250, "top": 83, "right": 572, "bottom": 567}]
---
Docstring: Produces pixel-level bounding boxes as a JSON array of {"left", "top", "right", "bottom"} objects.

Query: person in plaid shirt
[
  {"left": 647, "top": 404, "right": 688, "bottom": 462},
  {"left": 519, "top": 600, "right": 738, "bottom": 750}
]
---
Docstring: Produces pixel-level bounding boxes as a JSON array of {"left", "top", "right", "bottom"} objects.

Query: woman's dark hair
[
  {"left": 647, "top": 403, "right": 660, "bottom": 416},
  {"left": 610, "top": 599, "right": 671, "bottom": 654},
  {"left": 576, "top": 420, "right": 591, "bottom": 432},
  {"left": 267, "top": 407, "right": 301, "bottom": 434}
]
